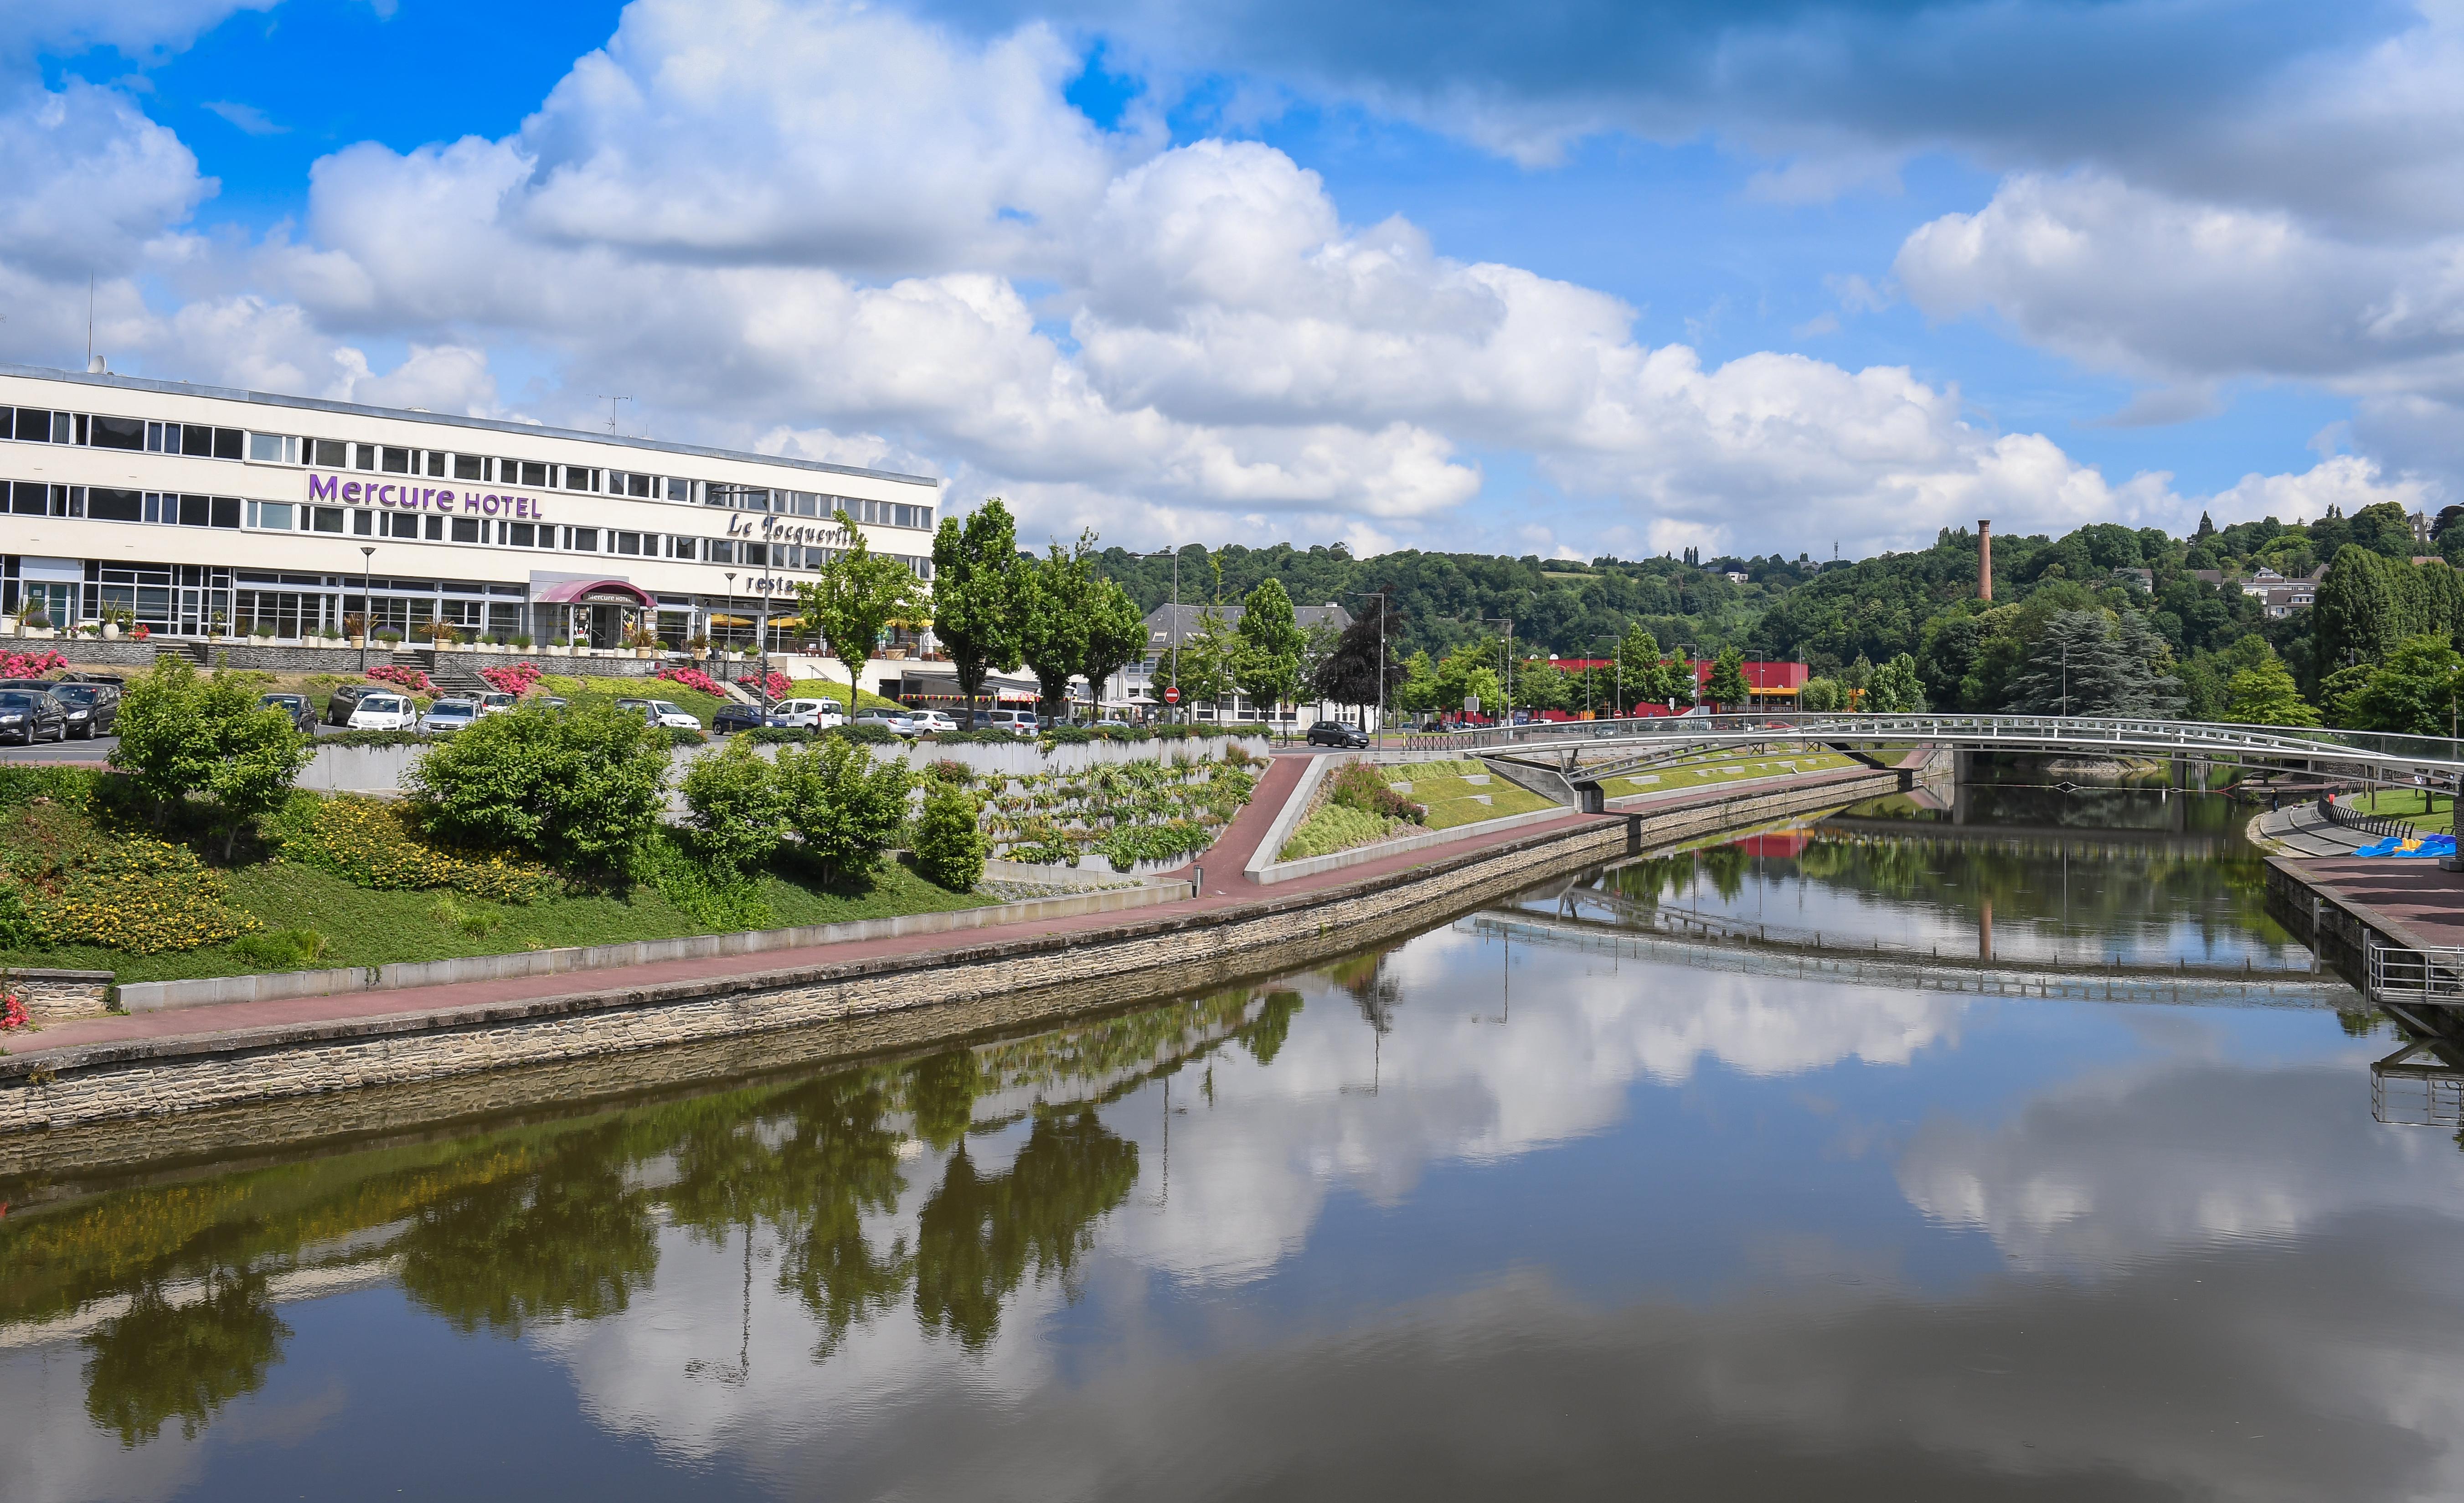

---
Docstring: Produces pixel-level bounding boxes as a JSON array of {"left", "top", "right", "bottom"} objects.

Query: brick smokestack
[{"left": 1977, "top": 520, "right": 1993, "bottom": 601}]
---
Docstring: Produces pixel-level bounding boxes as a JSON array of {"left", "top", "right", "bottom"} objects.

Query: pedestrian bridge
[{"left": 1414, "top": 713, "right": 2464, "bottom": 800}]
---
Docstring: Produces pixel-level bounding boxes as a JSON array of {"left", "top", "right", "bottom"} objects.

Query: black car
[
  {"left": 324, "top": 682, "right": 375, "bottom": 726},
  {"left": 712, "top": 702, "right": 780, "bottom": 734},
  {"left": 0, "top": 690, "right": 68, "bottom": 744},
  {"left": 46, "top": 682, "right": 119, "bottom": 738},
  {"left": 1307, "top": 720, "right": 1372, "bottom": 748},
  {"left": 258, "top": 692, "right": 317, "bottom": 733}
]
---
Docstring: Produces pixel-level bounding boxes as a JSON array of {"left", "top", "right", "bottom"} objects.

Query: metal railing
[
  {"left": 1405, "top": 711, "right": 2464, "bottom": 781},
  {"left": 2318, "top": 795, "right": 2420, "bottom": 844},
  {"left": 2367, "top": 943, "right": 2464, "bottom": 1004}
]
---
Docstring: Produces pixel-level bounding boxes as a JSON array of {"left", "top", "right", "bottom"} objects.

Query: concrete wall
[{"left": 0, "top": 766, "right": 1902, "bottom": 1134}]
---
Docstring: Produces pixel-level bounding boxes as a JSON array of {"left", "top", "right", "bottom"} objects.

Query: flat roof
[{"left": 0, "top": 362, "right": 940, "bottom": 490}]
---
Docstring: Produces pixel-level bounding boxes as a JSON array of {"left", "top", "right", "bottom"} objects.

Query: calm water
[{"left": 7, "top": 792, "right": 2460, "bottom": 1502}]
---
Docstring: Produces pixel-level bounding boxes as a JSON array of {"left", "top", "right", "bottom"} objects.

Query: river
[{"left": 5, "top": 784, "right": 2459, "bottom": 1501}]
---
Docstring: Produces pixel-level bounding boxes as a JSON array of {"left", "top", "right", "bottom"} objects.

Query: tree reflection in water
[
  {"left": 81, "top": 1272, "right": 289, "bottom": 1446},
  {"left": 914, "top": 1111, "right": 1139, "bottom": 1351}
]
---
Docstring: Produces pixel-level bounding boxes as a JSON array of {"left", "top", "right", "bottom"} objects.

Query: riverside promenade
[{"left": 0, "top": 749, "right": 1914, "bottom": 1136}]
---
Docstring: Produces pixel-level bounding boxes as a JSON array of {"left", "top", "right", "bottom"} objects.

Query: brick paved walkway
[{"left": 2280, "top": 856, "right": 2464, "bottom": 953}]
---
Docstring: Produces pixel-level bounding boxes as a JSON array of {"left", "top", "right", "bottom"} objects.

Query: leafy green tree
[
  {"left": 679, "top": 739, "right": 789, "bottom": 877},
  {"left": 2314, "top": 545, "right": 2414, "bottom": 669},
  {"left": 912, "top": 782, "right": 988, "bottom": 891},
  {"left": 1706, "top": 647, "right": 1750, "bottom": 709},
  {"left": 397, "top": 1129, "right": 658, "bottom": 1336},
  {"left": 1077, "top": 576, "right": 1150, "bottom": 718},
  {"left": 1019, "top": 535, "right": 1096, "bottom": 720},
  {"left": 912, "top": 1109, "right": 1139, "bottom": 1351},
  {"left": 1313, "top": 598, "right": 1403, "bottom": 721},
  {"left": 1615, "top": 623, "right": 1661, "bottom": 713},
  {"left": 1393, "top": 648, "right": 1439, "bottom": 714},
  {"left": 1174, "top": 607, "right": 1241, "bottom": 715},
  {"left": 110, "top": 659, "right": 310, "bottom": 845},
  {"left": 2221, "top": 648, "right": 2322, "bottom": 727},
  {"left": 930, "top": 498, "right": 1023, "bottom": 727},
  {"left": 798, "top": 509, "right": 924, "bottom": 718},
  {"left": 2342, "top": 634, "right": 2464, "bottom": 735},
  {"left": 1866, "top": 652, "right": 1928, "bottom": 713},
  {"left": 407, "top": 702, "right": 670, "bottom": 878},
  {"left": 1799, "top": 676, "right": 1847, "bottom": 712},
  {"left": 776, "top": 734, "right": 914, "bottom": 883},
  {"left": 2004, "top": 610, "right": 2181, "bottom": 717},
  {"left": 1234, "top": 577, "right": 1307, "bottom": 720}
]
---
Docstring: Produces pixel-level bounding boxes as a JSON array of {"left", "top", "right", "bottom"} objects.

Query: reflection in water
[{"left": 3, "top": 817, "right": 2461, "bottom": 1501}]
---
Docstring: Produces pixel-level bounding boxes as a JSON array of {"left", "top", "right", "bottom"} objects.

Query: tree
[
  {"left": 1077, "top": 577, "right": 1149, "bottom": 719},
  {"left": 407, "top": 701, "right": 671, "bottom": 878},
  {"left": 1018, "top": 536, "right": 1095, "bottom": 720},
  {"left": 930, "top": 498, "right": 1023, "bottom": 728},
  {"left": 2220, "top": 649, "right": 2322, "bottom": 727},
  {"left": 2003, "top": 610, "right": 2180, "bottom": 717},
  {"left": 912, "top": 783, "right": 988, "bottom": 891},
  {"left": 1615, "top": 623, "right": 1661, "bottom": 713},
  {"left": 1172, "top": 608, "right": 1240, "bottom": 715},
  {"left": 797, "top": 509, "right": 924, "bottom": 717},
  {"left": 679, "top": 739, "right": 789, "bottom": 877},
  {"left": 776, "top": 734, "right": 914, "bottom": 883},
  {"left": 1393, "top": 649, "right": 1439, "bottom": 715},
  {"left": 1706, "top": 647, "right": 1750, "bottom": 709},
  {"left": 1233, "top": 577, "right": 1306, "bottom": 723},
  {"left": 110, "top": 658, "right": 312, "bottom": 849},
  {"left": 1866, "top": 652, "right": 1928, "bottom": 713},
  {"left": 2342, "top": 634, "right": 2464, "bottom": 736},
  {"left": 1313, "top": 599, "right": 1403, "bottom": 723}
]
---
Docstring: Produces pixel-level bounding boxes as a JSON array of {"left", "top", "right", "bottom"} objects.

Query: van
[
  {"left": 771, "top": 698, "right": 845, "bottom": 729},
  {"left": 981, "top": 708, "right": 1040, "bottom": 738}
]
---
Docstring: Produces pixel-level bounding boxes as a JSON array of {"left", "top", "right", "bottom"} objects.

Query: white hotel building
[{"left": 0, "top": 363, "right": 940, "bottom": 650}]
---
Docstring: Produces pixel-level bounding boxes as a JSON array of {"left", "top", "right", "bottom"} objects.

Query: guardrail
[
  {"left": 2367, "top": 943, "right": 2464, "bottom": 1004},
  {"left": 2320, "top": 794, "right": 2420, "bottom": 844},
  {"left": 1404, "top": 712, "right": 2464, "bottom": 780}
]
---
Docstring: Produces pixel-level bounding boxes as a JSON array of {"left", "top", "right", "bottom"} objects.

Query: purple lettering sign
[{"left": 309, "top": 474, "right": 336, "bottom": 501}]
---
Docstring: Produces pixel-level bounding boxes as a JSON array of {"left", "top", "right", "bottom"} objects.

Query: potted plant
[
  {"left": 25, "top": 609, "right": 56, "bottom": 639},
  {"left": 205, "top": 613, "right": 225, "bottom": 640},
  {"left": 376, "top": 628, "right": 404, "bottom": 649},
  {"left": 569, "top": 634, "right": 592, "bottom": 656},
  {"left": 344, "top": 613, "right": 367, "bottom": 649},
  {"left": 514, "top": 633, "right": 534, "bottom": 651}
]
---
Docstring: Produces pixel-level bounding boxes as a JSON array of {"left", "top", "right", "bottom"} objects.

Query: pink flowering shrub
[
  {"left": 479, "top": 661, "right": 544, "bottom": 696},
  {"left": 657, "top": 666, "right": 725, "bottom": 697},
  {"left": 366, "top": 664, "right": 435, "bottom": 694},
  {"left": 758, "top": 671, "right": 791, "bottom": 701},
  {"left": 0, "top": 650, "right": 67, "bottom": 679}
]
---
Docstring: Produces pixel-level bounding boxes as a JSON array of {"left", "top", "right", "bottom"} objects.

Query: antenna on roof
[
  {"left": 593, "top": 394, "right": 633, "bottom": 434},
  {"left": 86, "top": 272, "right": 94, "bottom": 371}
]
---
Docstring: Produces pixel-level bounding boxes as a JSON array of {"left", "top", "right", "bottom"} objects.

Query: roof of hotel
[{"left": 0, "top": 362, "right": 940, "bottom": 490}]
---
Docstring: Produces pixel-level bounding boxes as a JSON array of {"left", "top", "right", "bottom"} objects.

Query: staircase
[{"left": 152, "top": 641, "right": 208, "bottom": 666}]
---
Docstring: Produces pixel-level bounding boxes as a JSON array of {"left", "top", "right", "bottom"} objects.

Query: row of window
[
  {"left": 4, "top": 402, "right": 935, "bottom": 530},
  {"left": 4, "top": 481, "right": 933, "bottom": 578}
]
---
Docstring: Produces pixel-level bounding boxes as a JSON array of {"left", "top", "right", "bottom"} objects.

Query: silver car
[
  {"left": 851, "top": 709, "right": 918, "bottom": 737},
  {"left": 419, "top": 698, "right": 480, "bottom": 733}
]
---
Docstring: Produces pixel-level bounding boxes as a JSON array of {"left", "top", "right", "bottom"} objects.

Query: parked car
[
  {"left": 346, "top": 692, "right": 417, "bottom": 731},
  {"left": 419, "top": 698, "right": 481, "bottom": 733},
  {"left": 980, "top": 708, "right": 1040, "bottom": 739},
  {"left": 257, "top": 692, "right": 316, "bottom": 733},
  {"left": 908, "top": 708, "right": 959, "bottom": 734},
  {"left": 1090, "top": 717, "right": 1134, "bottom": 732},
  {"left": 0, "top": 690, "right": 68, "bottom": 744},
  {"left": 1308, "top": 721, "right": 1371, "bottom": 749},
  {"left": 325, "top": 682, "right": 376, "bottom": 726},
  {"left": 712, "top": 702, "right": 781, "bottom": 734},
  {"left": 475, "top": 692, "right": 518, "bottom": 716},
  {"left": 770, "top": 697, "right": 845, "bottom": 729},
  {"left": 39, "top": 682, "right": 119, "bottom": 739},
  {"left": 851, "top": 708, "right": 918, "bottom": 737},
  {"left": 615, "top": 697, "right": 704, "bottom": 730}
]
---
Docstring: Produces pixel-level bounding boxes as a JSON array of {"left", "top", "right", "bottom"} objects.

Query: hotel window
[
  {"left": 615, "top": 471, "right": 652, "bottom": 498},
  {"left": 561, "top": 466, "right": 597, "bottom": 493},
  {"left": 615, "top": 531, "right": 643, "bottom": 556},
  {"left": 666, "top": 477, "right": 694, "bottom": 503},
  {"left": 91, "top": 415, "right": 144, "bottom": 452},
  {"left": 8, "top": 482, "right": 46, "bottom": 515},
  {"left": 424, "top": 515, "right": 443, "bottom": 541},
  {"left": 380, "top": 446, "right": 411, "bottom": 474},
  {"left": 507, "top": 522, "right": 536, "bottom": 547},
  {"left": 310, "top": 506, "right": 345, "bottom": 533},
  {"left": 247, "top": 501, "right": 295, "bottom": 530},
  {"left": 515, "top": 460, "right": 547, "bottom": 488},
  {"left": 353, "top": 444, "right": 377, "bottom": 471},
  {"left": 7, "top": 408, "right": 52, "bottom": 442},
  {"left": 705, "top": 539, "right": 734, "bottom": 564},
  {"left": 452, "top": 453, "right": 485, "bottom": 481},
  {"left": 310, "top": 438, "right": 347, "bottom": 468},
  {"left": 534, "top": 527, "right": 557, "bottom": 549},
  {"left": 570, "top": 527, "right": 599, "bottom": 552},
  {"left": 669, "top": 535, "right": 696, "bottom": 559},
  {"left": 423, "top": 451, "right": 446, "bottom": 476},
  {"left": 450, "top": 517, "right": 482, "bottom": 543},
  {"left": 741, "top": 543, "right": 768, "bottom": 566},
  {"left": 387, "top": 513, "right": 419, "bottom": 539},
  {"left": 89, "top": 487, "right": 143, "bottom": 522},
  {"left": 246, "top": 432, "right": 300, "bottom": 463},
  {"left": 352, "top": 509, "right": 373, "bottom": 535}
]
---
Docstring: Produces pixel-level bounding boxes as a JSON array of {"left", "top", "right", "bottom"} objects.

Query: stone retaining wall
[{"left": 0, "top": 768, "right": 1896, "bottom": 1137}]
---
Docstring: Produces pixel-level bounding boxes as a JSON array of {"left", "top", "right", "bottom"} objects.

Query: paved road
[{"left": 0, "top": 734, "right": 116, "bottom": 764}]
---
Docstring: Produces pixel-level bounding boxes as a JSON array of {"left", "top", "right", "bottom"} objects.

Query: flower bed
[
  {"left": 365, "top": 664, "right": 436, "bottom": 694},
  {"left": 479, "top": 661, "right": 545, "bottom": 696},
  {"left": 657, "top": 666, "right": 726, "bottom": 697},
  {"left": 978, "top": 749, "right": 1256, "bottom": 872},
  {"left": 0, "top": 649, "right": 68, "bottom": 678}
]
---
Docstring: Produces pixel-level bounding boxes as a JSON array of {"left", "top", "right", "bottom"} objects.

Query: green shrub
[
  {"left": 638, "top": 832, "right": 774, "bottom": 930},
  {"left": 746, "top": 726, "right": 815, "bottom": 745},
  {"left": 1328, "top": 762, "right": 1424, "bottom": 823},
  {"left": 912, "top": 784, "right": 988, "bottom": 891},
  {"left": 831, "top": 723, "right": 897, "bottom": 746},
  {"left": 923, "top": 759, "right": 976, "bottom": 788},
  {"left": 109, "top": 657, "right": 313, "bottom": 852},
  {"left": 0, "top": 804, "right": 259, "bottom": 952},
  {"left": 1041, "top": 726, "right": 1093, "bottom": 746},
  {"left": 0, "top": 764, "right": 103, "bottom": 813},
  {"left": 664, "top": 726, "right": 708, "bottom": 748},
  {"left": 1095, "top": 819, "right": 1210, "bottom": 871},
  {"left": 228, "top": 927, "right": 332, "bottom": 969},
  {"left": 679, "top": 740, "right": 788, "bottom": 877},
  {"left": 776, "top": 736, "right": 913, "bottom": 882},
  {"left": 404, "top": 701, "right": 669, "bottom": 878},
  {"left": 321, "top": 729, "right": 436, "bottom": 749}
]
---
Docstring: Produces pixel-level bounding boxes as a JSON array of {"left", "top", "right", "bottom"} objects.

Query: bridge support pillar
[
  {"left": 1625, "top": 813, "right": 1643, "bottom": 856},
  {"left": 1954, "top": 748, "right": 1977, "bottom": 784},
  {"left": 1577, "top": 783, "right": 1605, "bottom": 815},
  {"left": 1897, "top": 768, "right": 1915, "bottom": 792}
]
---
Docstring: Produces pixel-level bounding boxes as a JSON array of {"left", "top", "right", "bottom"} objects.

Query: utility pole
[{"left": 594, "top": 394, "right": 633, "bottom": 434}]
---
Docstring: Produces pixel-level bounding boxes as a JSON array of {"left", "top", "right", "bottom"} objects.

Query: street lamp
[
  {"left": 723, "top": 571, "right": 736, "bottom": 680},
  {"left": 1343, "top": 590, "right": 1387, "bottom": 740},
  {"left": 1146, "top": 547, "right": 1181, "bottom": 724},
  {"left": 358, "top": 546, "right": 375, "bottom": 670},
  {"left": 1479, "top": 615, "right": 1514, "bottom": 730}
]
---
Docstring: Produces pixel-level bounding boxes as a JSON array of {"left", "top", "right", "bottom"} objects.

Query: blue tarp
[{"left": 2356, "top": 833, "right": 2457, "bottom": 858}]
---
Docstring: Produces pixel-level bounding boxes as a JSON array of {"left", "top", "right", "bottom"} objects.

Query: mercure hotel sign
[{"left": 307, "top": 471, "right": 550, "bottom": 520}]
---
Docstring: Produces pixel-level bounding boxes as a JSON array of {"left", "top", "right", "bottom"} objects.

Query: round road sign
[{"left": 1163, "top": 685, "right": 1182, "bottom": 705}]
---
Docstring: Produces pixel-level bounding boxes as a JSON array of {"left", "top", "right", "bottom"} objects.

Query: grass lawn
[
  {"left": 1387, "top": 760, "right": 1560, "bottom": 830},
  {"left": 0, "top": 854, "right": 1003, "bottom": 985},
  {"left": 2346, "top": 787, "right": 2458, "bottom": 835},
  {"left": 1600, "top": 748, "right": 1856, "bottom": 797}
]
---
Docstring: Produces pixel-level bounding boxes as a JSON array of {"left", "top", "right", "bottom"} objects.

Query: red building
[{"left": 1542, "top": 656, "right": 1809, "bottom": 714}]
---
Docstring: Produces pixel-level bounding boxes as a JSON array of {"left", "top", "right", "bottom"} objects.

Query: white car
[
  {"left": 851, "top": 708, "right": 918, "bottom": 737},
  {"left": 908, "top": 708, "right": 959, "bottom": 734},
  {"left": 475, "top": 691, "right": 517, "bottom": 715},
  {"left": 980, "top": 708, "right": 1040, "bottom": 738},
  {"left": 348, "top": 692, "right": 417, "bottom": 730},
  {"left": 645, "top": 699, "right": 703, "bottom": 730},
  {"left": 770, "top": 697, "right": 845, "bottom": 729}
]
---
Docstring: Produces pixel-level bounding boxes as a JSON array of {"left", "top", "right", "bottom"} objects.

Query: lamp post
[
  {"left": 1146, "top": 547, "right": 1180, "bottom": 724},
  {"left": 757, "top": 565, "right": 772, "bottom": 690},
  {"left": 723, "top": 571, "right": 736, "bottom": 680},
  {"left": 1343, "top": 590, "right": 1387, "bottom": 741},
  {"left": 1479, "top": 615, "right": 1514, "bottom": 730},
  {"left": 358, "top": 546, "right": 375, "bottom": 670}
]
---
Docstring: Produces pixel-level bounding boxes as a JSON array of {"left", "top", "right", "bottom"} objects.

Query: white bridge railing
[
  {"left": 1414, "top": 712, "right": 2464, "bottom": 781},
  {"left": 2368, "top": 944, "right": 2464, "bottom": 1005}
]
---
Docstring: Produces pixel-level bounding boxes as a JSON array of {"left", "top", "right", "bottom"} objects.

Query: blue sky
[{"left": 5, "top": 0, "right": 2455, "bottom": 558}]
